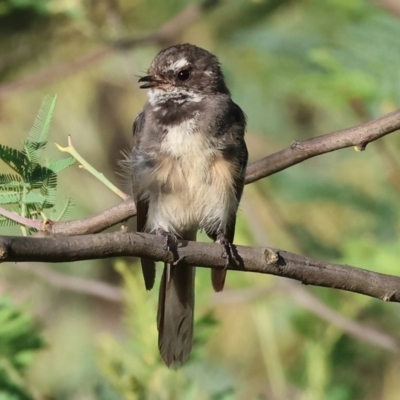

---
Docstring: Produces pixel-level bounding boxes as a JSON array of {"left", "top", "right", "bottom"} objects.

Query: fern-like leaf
[
  {"left": 30, "top": 166, "right": 57, "bottom": 188},
  {"left": 27, "top": 227, "right": 39, "bottom": 235},
  {"left": 45, "top": 157, "right": 76, "bottom": 173},
  {"left": 0, "top": 193, "right": 20, "bottom": 205},
  {"left": 0, "top": 297, "right": 44, "bottom": 397},
  {"left": 0, "top": 215, "right": 19, "bottom": 227},
  {"left": 39, "top": 172, "right": 57, "bottom": 207},
  {"left": 41, "top": 190, "right": 57, "bottom": 208},
  {"left": 22, "top": 141, "right": 46, "bottom": 163},
  {"left": 0, "top": 175, "right": 22, "bottom": 196},
  {"left": 25, "top": 94, "right": 57, "bottom": 162},
  {"left": 0, "top": 145, "right": 29, "bottom": 176},
  {"left": 0, "top": 174, "right": 22, "bottom": 185},
  {"left": 24, "top": 192, "right": 46, "bottom": 205},
  {"left": 51, "top": 197, "right": 75, "bottom": 221},
  {"left": 0, "top": 95, "right": 77, "bottom": 235},
  {"left": 25, "top": 203, "right": 42, "bottom": 221}
]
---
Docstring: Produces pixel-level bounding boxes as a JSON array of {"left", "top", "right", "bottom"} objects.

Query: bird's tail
[{"left": 157, "top": 233, "right": 196, "bottom": 368}]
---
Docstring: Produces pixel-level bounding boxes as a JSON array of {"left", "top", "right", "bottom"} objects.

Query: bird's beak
[
  {"left": 138, "top": 75, "right": 154, "bottom": 89},
  {"left": 138, "top": 74, "right": 171, "bottom": 89},
  {"left": 138, "top": 75, "right": 164, "bottom": 89}
]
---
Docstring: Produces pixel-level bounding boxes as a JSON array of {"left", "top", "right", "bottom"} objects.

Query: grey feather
[
  {"left": 129, "top": 43, "right": 248, "bottom": 367},
  {"left": 157, "top": 231, "right": 196, "bottom": 367}
]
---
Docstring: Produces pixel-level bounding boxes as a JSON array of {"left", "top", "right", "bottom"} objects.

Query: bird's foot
[
  {"left": 156, "top": 227, "right": 179, "bottom": 261},
  {"left": 216, "top": 232, "right": 236, "bottom": 269}
]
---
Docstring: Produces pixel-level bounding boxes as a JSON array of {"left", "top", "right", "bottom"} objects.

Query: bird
[{"left": 129, "top": 43, "right": 248, "bottom": 367}]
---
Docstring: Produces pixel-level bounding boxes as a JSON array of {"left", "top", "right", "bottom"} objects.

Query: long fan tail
[
  {"left": 157, "top": 262, "right": 195, "bottom": 367},
  {"left": 157, "top": 231, "right": 196, "bottom": 367}
]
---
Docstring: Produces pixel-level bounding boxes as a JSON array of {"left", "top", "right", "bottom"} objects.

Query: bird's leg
[
  {"left": 156, "top": 227, "right": 179, "bottom": 262},
  {"left": 216, "top": 231, "right": 236, "bottom": 269}
]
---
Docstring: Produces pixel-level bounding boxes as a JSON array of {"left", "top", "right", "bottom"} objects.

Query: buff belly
[{"left": 143, "top": 122, "right": 238, "bottom": 237}]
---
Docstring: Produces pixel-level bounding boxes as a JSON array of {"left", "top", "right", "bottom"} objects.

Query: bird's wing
[
  {"left": 133, "top": 111, "right": 156, "bottom": 290},
  {"left": 211, "top": 101, "right": 248, "bottom": 292}
]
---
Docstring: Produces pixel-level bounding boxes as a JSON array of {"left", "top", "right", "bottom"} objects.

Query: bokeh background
[{"left": 1, "top": 0, "right": 400, "bottom": 399}]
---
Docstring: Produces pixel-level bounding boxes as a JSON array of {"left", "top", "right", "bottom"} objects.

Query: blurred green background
[{"left": 1, "top": 0, "right": 400, "bottom": 399}]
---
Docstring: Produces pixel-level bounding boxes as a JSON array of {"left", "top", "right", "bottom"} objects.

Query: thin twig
[
  {"left": 56, "top": 135, "right": 129, "bottom": 201},
  {"left": 245, "top": 108, "right": 400, "bottom": 184},
  {"left": 0, "top": 206, "right": 42, "bottom": 230}
]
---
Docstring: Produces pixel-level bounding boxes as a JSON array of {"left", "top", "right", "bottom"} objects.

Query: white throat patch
[{"left": 147, "top": 88, "right": 204, "bottom": 106}]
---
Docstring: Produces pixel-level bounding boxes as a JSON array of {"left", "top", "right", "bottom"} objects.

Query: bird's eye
[{"left": 177, "top": 69, "right": 190, "bottom": 81}]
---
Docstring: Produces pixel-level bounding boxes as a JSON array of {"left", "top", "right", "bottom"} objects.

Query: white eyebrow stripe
[{"left": 170, "top": 58, "right": 188, "bottom": 71}]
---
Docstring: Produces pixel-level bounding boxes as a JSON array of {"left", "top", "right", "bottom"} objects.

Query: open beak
[
  {"left": 138, "top": 75, "right": 154, "bottom": 89},
  {"left": 138, "top": 75, "right": 164, "bottom": 89}
]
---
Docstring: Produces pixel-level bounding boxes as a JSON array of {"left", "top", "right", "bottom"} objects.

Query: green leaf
[
  {"left": 0, "top": 145, "right": 29, "bottom": 176},
  {"left": 0, "top": 174, "right": 22, "bottom": 186},
  {"left": 45, "top": 157, "right": 76, "bottom": 173},
  {"left": 50, "top": 197, "right": 74, "bottom": 221},
  {"left": 0, "top": 297, "right": 44, "bottom": 400},
  {"left": 0, "top": 96, "right": 78, "bottom": 235},
  {"left": 0, "top": 193, "right": 20, "bottom": 205},
  {"left": 22, "top": 141, "right": 46, "bottom": 164},
  {"left": 39, "top": 174, "right": 57, "bottom": 207},
  {"left": 29, "top": 165, "right": 56, "bottom": 187},
  {"left": 24, "top": 192, "right": 46, "bottom": 205},
  {"left": 25, "top": 94, "right": 57, "bottom": 162},
  {"left": 0, "top": 188, "right": 22, "bottom": 195},
  {"left": 0, "top": 216, "right": 19, "bottom": 228}
]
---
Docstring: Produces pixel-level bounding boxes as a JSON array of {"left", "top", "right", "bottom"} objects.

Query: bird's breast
[{"left": 143, "top": 121, "right": 238, "bottom": 235}]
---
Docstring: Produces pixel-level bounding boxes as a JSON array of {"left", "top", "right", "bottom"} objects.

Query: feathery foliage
[
  {"left": 0, "top": 95, "right": 76, "bottom": 233},
  {"left": 0, "top": 297, "right": 44, "bottom": 400}
]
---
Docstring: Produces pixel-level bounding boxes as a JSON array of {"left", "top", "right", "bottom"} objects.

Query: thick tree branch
[
  {"left": 2, "top": 99, "right": 400, "bottom": 316},
  {"left": 38, "top": 108, "right": 400, "bottom": 236},
  {"left": 2, "top": 232, "right": 400, "bottom": 304}
]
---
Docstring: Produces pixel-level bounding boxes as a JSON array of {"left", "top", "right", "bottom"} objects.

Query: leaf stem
[
  {"left": 0, "top": 206, "right": 42, "bottom": 231},
  {"left": 20, "top": 184, "right": 27, "bottom": 236},
  {"left": 55, "top": 135, "right": 129, "bottom": 201}
]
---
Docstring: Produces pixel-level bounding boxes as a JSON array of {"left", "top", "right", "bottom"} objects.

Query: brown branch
[
  {"left": 2, "top": 101, "right": 399, "bottom": 314},
  {"left": 36, "top": 198, "right": 136, "bottom": 236},
  {"left": 2, "top": 232, "right": 400, "bottom": 304},
  {"left": 18, "top": 191, "right": 397, "bottom": 353},
  {"left": 245, "top": 108, "right": 400, "bottom": 184},
  {"left": 39, "top": 108, "right": 400, "bottom": 236},
  {"left": 0, "top": 0, "right": 220, "bottom": 100}
]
